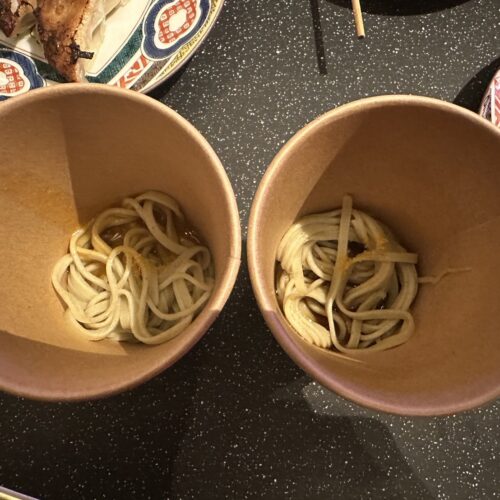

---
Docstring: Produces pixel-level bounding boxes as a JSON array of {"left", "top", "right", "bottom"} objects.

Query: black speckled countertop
[{"left": 1, "top": 1, "right": 500, "bottom": 498}]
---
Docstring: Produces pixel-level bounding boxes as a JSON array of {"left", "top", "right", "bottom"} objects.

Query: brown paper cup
[
  {"left": 0, "top": 84, "right": 241, "bottom": 401},
  {"left": 248, "top": 95, "right": 500, "bottom": 416}
]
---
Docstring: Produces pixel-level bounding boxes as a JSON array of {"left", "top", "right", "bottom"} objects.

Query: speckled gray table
[{"left": 1, "top": 1, "right": 500, "bottom": 498}]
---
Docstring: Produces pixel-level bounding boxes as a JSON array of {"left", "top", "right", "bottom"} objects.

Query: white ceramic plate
[{"left": 0, "top": 0, "right": 223, "bottom": 101}]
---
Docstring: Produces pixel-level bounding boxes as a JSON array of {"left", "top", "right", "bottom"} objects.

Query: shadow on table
[
  {"left": 308, "top": 0, "right": 472, "bottom": 75},
  {"left": 0, "top": 253, "right": 432, "bottom": 499},
  {"left": 167, "top": 395, "right": 435, "bottom": 498},
  {"left": 0, "top": 353, "right": 202, "bottom": 499},
  {"left": 309, "top": 0, "right": 328, "bottom": 75},
  {"left": 325, "top": 0, "right": 471, "bottom": 16},
  {"left": 454, "top": 56, "right": 500, "bottom": 113},
  {"left": 147, "top": 59, "right": 193, "bottom": 101}
]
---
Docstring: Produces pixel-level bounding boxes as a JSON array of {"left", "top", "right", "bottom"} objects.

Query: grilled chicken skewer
[
  {"left": 36, "top": 0, "right": 125, "bottom": 82},
  {"left": 36, "top": 0, "right": 98, "bottom": 82}
]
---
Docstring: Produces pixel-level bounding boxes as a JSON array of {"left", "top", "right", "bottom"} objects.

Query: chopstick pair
[{"left": 352, "top": 0, "right": 365, "bottom": 39}]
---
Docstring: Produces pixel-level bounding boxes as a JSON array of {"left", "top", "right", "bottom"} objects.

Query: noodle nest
[
  {"left": 52, "top": 191, "right": 214, "bottom": 344},
  {"left": 276, "top": 195, "right": 418, "bottom": 354}
]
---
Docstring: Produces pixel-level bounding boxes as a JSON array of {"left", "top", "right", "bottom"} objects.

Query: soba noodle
[
  {"left": 276, "top": 195, "right": 419, "bottom": 354},
  {"left": 52, "top": 191, "right": 214, "bottom": 344}
]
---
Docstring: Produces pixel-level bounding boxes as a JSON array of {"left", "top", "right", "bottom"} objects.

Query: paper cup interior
[
  {"left": 249, "top": 96, "right": 500, "bottom": 415},
  {"left": 0, "top": 85, "right": 240, "bottom": 400}
]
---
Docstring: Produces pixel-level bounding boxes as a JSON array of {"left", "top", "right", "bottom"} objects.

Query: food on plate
[
  {"left": 36, "top": 0, "right": 126, "bottom": 82},
  {"left": 0, "top": 0, "right": 37, "bottom": 37},
  {"left": 0, "top": 0, "right": 126, "bottom": 81}
]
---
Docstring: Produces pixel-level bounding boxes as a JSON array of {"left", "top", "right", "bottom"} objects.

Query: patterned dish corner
[{"left": 0, "top": 0, "right": 223, "bottom": 99}]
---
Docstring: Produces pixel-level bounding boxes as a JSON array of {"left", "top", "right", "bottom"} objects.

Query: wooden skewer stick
[{"left": 351, "top": 0, "right": 365, "bottom": 39}]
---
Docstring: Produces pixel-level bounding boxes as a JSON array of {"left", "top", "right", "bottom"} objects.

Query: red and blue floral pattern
[
  {"left": 142, "top": 0, "right": 210, "bottom": 60},
  {"left": 0, "top": 49, "right": 44, "bottom": 101}
]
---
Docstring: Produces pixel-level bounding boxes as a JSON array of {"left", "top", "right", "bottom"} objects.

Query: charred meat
[{"left": 0, "top": 0, "right": 37, "bottom": 37}]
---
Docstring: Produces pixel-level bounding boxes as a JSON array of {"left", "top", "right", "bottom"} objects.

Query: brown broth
[{"left": 100, "top": 216, "right": 203, "bottom": 250}]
